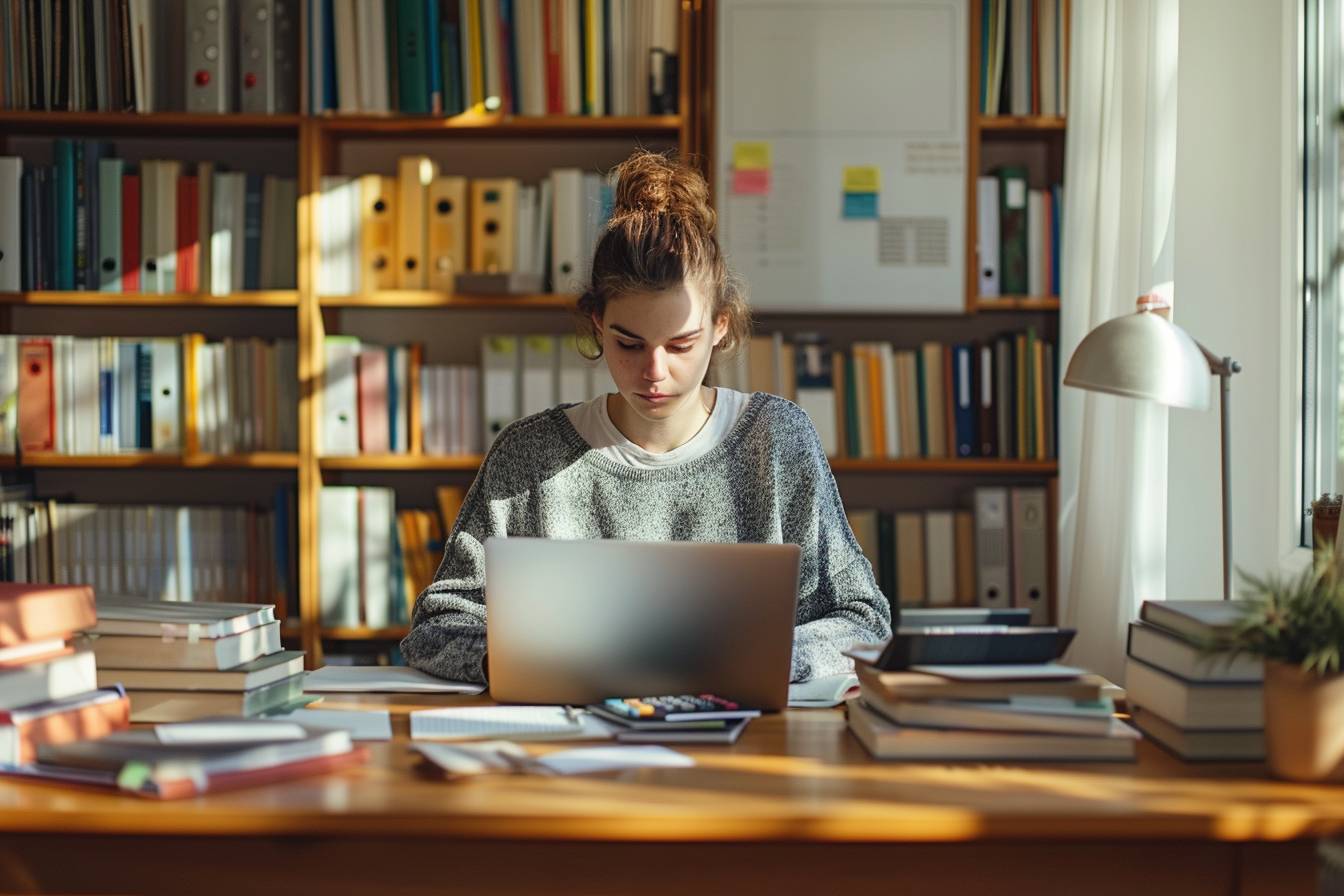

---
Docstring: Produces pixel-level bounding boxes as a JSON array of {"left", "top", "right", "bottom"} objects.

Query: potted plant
[{"left": 1217, "top": 550, "right": 1344, "bottom": 781}]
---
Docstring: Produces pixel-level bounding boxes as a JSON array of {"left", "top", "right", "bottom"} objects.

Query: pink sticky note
[{"left": 731, "top": 168, "right": 771, "bottom": 196}]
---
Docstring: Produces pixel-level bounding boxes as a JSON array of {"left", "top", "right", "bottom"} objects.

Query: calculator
[{"left": 588, "top": 694, "right": 761, "bottom": 724}]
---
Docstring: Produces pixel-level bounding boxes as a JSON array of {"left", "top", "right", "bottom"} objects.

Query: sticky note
[
  {"left": 842, "top": 192, "right": 879, "bottom": 220},
  {"left": 731, "top": 168, "right": 771, "bottom": 196},
  {"left": 843, "top": 166, "right": 881, "bottom": 194},
  {"left": 733, "top": 141, "right": 772, "bottom": 172}
]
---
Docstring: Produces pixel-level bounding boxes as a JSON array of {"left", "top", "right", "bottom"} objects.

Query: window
[{"left": 1302, "top": 0, "right": 1344, "bottom": 547}]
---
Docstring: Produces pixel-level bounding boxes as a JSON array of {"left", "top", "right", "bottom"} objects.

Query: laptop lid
[{"left": 485, "top": 538, "right": 801, "bottom": 710}]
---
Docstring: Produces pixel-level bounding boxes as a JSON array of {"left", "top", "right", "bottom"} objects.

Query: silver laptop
[{"left": 484, "top": 538, "right": 801, "bottom": 710}]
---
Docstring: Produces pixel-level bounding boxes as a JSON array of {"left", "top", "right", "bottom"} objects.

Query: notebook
[{"left": 409, "top": 706, "right": 613, "bottom": 742}]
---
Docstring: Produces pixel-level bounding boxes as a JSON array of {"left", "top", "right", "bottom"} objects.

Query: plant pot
[{"left": 1263, "top": 659, "right": 1344, "bottom": 782}]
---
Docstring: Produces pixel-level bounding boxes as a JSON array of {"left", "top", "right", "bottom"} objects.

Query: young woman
[{"left": 402, "top": 151, "right": 891, "bottom": 685}]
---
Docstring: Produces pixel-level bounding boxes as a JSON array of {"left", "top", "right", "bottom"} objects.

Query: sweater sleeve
[
  {"left": 784, "top": 405, "right": 893, "bottom": 682},
  {"left": 400, "top": 437, "right": 516, "bottom": 684}
]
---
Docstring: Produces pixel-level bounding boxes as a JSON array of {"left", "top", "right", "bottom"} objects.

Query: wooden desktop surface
[{"left": 0, "top": 694, "right": 1339, "bottom": 895}]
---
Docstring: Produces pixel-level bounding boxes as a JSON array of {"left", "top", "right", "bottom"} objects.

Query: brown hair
[{"left": 575, "top": 150, "right": 751, "bottom": 360}]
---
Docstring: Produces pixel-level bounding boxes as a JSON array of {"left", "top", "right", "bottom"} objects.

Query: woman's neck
[{"left": 607, "top": 386, "right": 717, "bottom": 454}]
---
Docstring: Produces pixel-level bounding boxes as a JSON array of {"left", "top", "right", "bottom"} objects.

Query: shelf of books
[{"left": 2, "top": 0, "right": 1067, "bottom": 668}]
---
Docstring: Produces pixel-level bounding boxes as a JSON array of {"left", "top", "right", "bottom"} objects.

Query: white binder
[
  {"left": 360, "top": 487, "right": 395, "bottom": 629},
  {"left": 481, "top": 336, "right": 520, "bottom": 450},
  {"left": 319, "top": 175, "right": 360, "bottom": 295},
  {"left": 98, "top": 158, "right": 123, "bottom": 292},
  {"left": 549, "top": 168, "right": 585, "bottom": 293},
  {"left": 319, "top": 487, "right": 361, "bottom": 627},
  {"left": 151, "top": 338, "right": 182, "bottom": 452},
  {"left": 0, "top": 158, "right": 18, "bottom": 291},
  {"left": 72, "top": 338, "right": 101, "bottom": 456},
  {"left": 322, "top": 336, "right": 361, "bottom": 455},
  {"left": 973, "top": 487, "right": 1012, "bottom": 609},
  {"left": 976, "top": 176, "right": 1000, "bottom": 298},
  {"left": 520, "top": 335, "right": 557, "bottom": 417},
  {"left": 1011, "top": 486, "right": 1050, "bottom": 624}
]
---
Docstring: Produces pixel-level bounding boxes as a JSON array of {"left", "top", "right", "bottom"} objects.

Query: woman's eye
[
  {"left": 616, "top": 341, "right": 641, "bottom": 351},
  {"left": 669, "top": 345, "right": 693, "bottom": 353}
]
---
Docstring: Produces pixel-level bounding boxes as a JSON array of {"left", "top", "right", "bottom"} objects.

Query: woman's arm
[{"left": 784, "top": 406, "right": 894, "bottom": 682}]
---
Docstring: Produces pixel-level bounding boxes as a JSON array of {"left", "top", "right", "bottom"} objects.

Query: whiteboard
[{"left": 715, "top": 0, "right": 967, "bottom": 313}]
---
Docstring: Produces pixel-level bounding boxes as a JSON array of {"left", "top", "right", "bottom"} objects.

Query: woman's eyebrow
[{"left": 610, "top": 325, "right": 703, "bottom": 341}]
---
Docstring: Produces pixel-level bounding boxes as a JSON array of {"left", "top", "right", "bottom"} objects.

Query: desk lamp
[{"left": 1062, "top": 294, "right": 1243, "bottom": 599}]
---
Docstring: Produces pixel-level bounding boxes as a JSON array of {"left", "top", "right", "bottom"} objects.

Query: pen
[{"left": 561, "top": 705, "right": 581, "bottom": 726}]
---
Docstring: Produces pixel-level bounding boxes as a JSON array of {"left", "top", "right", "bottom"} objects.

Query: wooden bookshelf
[
  {"left": 0, "top": 111, "right": 304, "bottom": 134},
  {"left": 975, "top": 297, "right": 1062, "bottom": 312},
  {"left": 320, "top": 626, "right": 411, "bottom": 640},
  {"left": 318, "top": 292, "right": 576, "bottom": 310},
  {"left": 0, "top": 453, "right": 300, "bottom": 469},
  {"left": 319, "top": 455, "right": 483, "bottom": 472},
  {"left": 0, "top": 291, "right": 299, "bottom": 307},
  {"left": 977, "top": 115, "right": 1067, "bottom": 132},
  {"left": 316, "top": 114, "right": 682, "bottom": 138}
]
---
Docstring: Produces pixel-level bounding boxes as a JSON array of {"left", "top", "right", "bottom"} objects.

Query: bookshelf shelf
[
  {"left": 2, "top": 453, "right": 300, "bottom": 469},
  {"left": 0, "top": 111, "right": 303, "bottom": 135},
  {"left": 0, "top": 291, "right": 300, "bottom": 307},
  {"left": 320, "top": 626, "right": 411, "bottom": 640},
  {"left": 318, "top": 292, "right": 576, "bottom": 310},
  {"left": 319, "top": 455, "right": 484, "bottom": 471},
  {"left": 315, "top": 114, "right": 682, "bottom": 138},
  {"left": 319, "top": 455, "right": 1057, "bottom": 476},
  {"left": 975, "top": 297, "right": 1062, "bottom": 312},
  {"left": 829, "top": 459, "right": 1058, "bottom": 475},
  {"left": 977, "top": 116, "right": 1067, "bottom": 131}
]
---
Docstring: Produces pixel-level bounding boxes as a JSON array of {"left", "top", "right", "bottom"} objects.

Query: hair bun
[{"left": 611, "top": 150, "right": 715, "bottom": 235}]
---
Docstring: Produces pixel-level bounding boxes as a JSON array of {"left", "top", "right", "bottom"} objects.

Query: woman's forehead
[{"left": 604, "top": 283, "right": 711, "bottom": 337}]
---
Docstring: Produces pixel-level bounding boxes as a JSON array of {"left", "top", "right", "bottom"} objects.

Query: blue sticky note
[{"left": 842, "top": 192, "right": 879, "bottom": 220}]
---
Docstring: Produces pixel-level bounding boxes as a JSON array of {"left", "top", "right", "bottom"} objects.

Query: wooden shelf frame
[
  {"left": 0, "top": 291, "right": 299, "bottom": 307},
  {"left": 1, "top": 453, "right": 299, "bottom": 470},
  {"left": 318, "top": 292, "right": 577, "bottom": 310}
]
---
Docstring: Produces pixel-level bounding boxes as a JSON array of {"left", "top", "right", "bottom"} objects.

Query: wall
[{"left": 1169, "top": 0, "right": 1300, "bottom": 597}]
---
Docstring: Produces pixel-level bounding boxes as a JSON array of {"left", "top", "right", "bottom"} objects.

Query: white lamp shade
[{"left": 1062, "top": 310, "right": 1212, "bottom": 410}]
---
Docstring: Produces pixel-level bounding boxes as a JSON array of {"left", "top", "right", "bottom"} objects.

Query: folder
[
  {"left": 95, "top": 158, "right": 123, "bottom": 292},
  {"left": 1011, "top": 486, "right": 1050, "bottom": 624},
  {"left": 550, "top": 168, "right": 585, "bottom": 292},
  {"left": 360, "top": 487, "right": 395, "bottom": 629},
  {"left": 924, "top": 510, "right": 956, "bottom": 607},
  {"left": 481, "top": 336, "right": 521, "bottom": 449},
  {"left": 954, "top": 510, "right": 977, "bottom": 606},
  {"left": 211, "top": 171, "right": 247, "bottom": 295},
  {"left": 978, "top": 342, "right": 998, "bottom": 457},
  {"left": 919, "top": 342, "right": 947, "bottom": 458},
  {"left": 973, "top": 487, "right": 1012, "bottom": 609},
  {"left": 318, "top": 175, "right": 360, "bottom": 295},
  {"left": 997, "top": 166, "right": 1029, "bottom": 295},
  {"left": 196, "top": 162, "right": 214, "bottom": 293},
  {"left": 357, "top": 348, "right": 390, "bottom": 454},
  {"left": 397, "top": 156, "right": 438, "bottom": 289},
  {"left": 976, "top": 175, "right": 999, "bottom": 298},
  {"left": 322, "top": 336, "right": 362, "bottom": 456},
  {"left": 318, "top": 487, "right": 361, "bottom": 627},
  {"left": 355, "top": 176, "right": 397, "bottom": 291},
  {"left": 469, "top": 177, "right": 519, "bottom": 274},
  {"left": 952, "top": 343, "right": 975, "bottom": 458},
  {"left": 520, "top": 335, "right": 557, "bottom": 417},
  {"left": 426, "top": 175, "right": 467, "bottom": 290},
  {"left": 150, "top": 339, "right": 181, "bottom": 452},
  {"left": 18, "top": 338, "right": 55, "bottom": 452},
  {"left": 72, "top": 339, "right": 100, "bottom": 456},
  {"left": 894, "top": 512, "right": 926, "bottom": 608},
  {"left": 390, "top": 345, "right": 409, "bottom": 453},
  {"left": 0, "top": 158, "right": 18, "bottom": 291},
  {"left": 141, "top": 160, "right": 182, "bottom": 293},
  {"left": 795, "top": 338, "right": 838, "bottom": 458},
  {"left": 175, "top": 175, "right": 199, "bottom": 294},
  {"left": 122, "top": 173, "right": 142, "bottom": 292}
]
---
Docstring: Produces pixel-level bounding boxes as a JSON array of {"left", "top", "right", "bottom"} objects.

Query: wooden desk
[{"left": 0, "top": 695, "right": 1340, "bottom": 896}]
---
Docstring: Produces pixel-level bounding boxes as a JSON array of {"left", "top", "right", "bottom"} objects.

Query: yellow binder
[
  {"left": 396, "top": 156, "right": 438, "bottom": 289},
  {"left": 359, "top": 174, "right": 398, "bottom": 291},
  {"left": 469, "top": 177, "right": 519, "bottom": 273},
  {"left": 426, "top": 175, "right": 468, "bottom": 291}
]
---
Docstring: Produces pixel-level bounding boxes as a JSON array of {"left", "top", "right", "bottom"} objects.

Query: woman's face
[{"left": 596, "top": 281, "right": 729, "bottom": 426}]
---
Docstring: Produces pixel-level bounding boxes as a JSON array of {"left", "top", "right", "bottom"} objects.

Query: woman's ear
[
  {"left": 590, "top": 312, "right": 603, "bottom": 341},
  {"left": 713, "top": 313, "right": 730, "bottom": 348}
]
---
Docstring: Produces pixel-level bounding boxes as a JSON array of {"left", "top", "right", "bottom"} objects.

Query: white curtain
[{"left": 1057, "top": 0, "right": 1180, "bottom": 684}]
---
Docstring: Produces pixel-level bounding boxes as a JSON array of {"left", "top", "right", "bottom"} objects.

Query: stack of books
[
  {"left": 0, "top": 583, "right": 131, "bottom": 765},
  {"left": 87, "top": 599, "right": 307, "bottom": 723},
  {"left": 847, "top": 662, "right": 1138, "bottom": 761},
  {"left": 10, "top": 719, "right": 366, "bottom": 799},
  {"left": 1125, "top": 600, "right": 1265, "bottom": 760}
]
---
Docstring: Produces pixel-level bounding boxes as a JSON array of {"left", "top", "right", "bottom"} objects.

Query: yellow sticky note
[
  {"left": 843, "top": 166, "right": 881, "bottom": 194},
  {"left": 733, "top": 141, "right": 772, "bottom": 172}
]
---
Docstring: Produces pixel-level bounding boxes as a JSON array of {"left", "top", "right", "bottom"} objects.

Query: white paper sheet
[
  {"left": 304, "top": 665, "right": 486, "bottom": 694},
  {"left": 533, "top": 745, "right": 694, "bottom": 775},
  {"left": 910, "top": 663, "right": 1087, "bottom": 681},
  {"left": 410, "top": 706, "right": 612, "bottom": 742},
  {"left": 271, "top": 708, "right": 393, "bottom": 741},
  {"left": 788, "top": 673, "right": 860, "bottom": 707},
  {"left": 154, "top": 721, "right": 306, "bottom": 745}
]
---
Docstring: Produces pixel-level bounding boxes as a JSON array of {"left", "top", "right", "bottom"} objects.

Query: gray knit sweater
[{"left": 401, "top": 392, "right": 893, "bottom": 685}]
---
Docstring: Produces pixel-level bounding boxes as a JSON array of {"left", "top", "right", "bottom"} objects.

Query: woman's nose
[{"left": 643, "top": 348, "right": 668, "bottom": 382}]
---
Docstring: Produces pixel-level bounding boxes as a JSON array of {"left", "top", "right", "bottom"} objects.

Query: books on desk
[
  {"left": 8, "top": 719, "right": 366, "bottom": 799},
  {"left": 1124, "top": 601, "right": 1264, "bottom": 761},
  {"left": 88, "top": 599, "right": 308, "bottom": 723},
  {"left": 848, "top": 661, "right": 1138, "bottom": 761},
  {"left": 0, "top": 584, "right": 131, "bottom": 764}
]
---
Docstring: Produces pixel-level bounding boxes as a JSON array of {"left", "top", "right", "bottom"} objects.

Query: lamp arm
[{"left": 1189, "top": 339, "right": 1242, "bottom": 600}]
